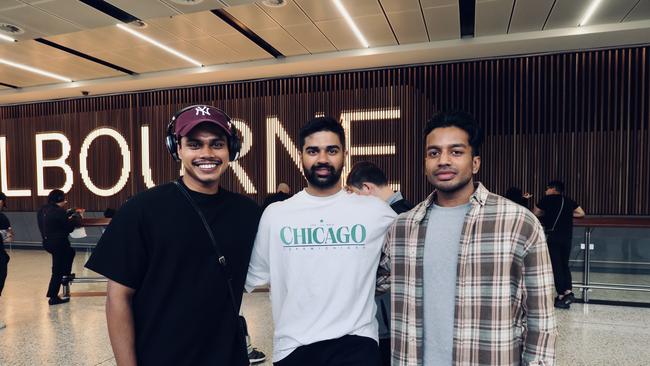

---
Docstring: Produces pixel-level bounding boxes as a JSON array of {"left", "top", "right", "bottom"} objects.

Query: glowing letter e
[
  {"left": 80, "top": 128, "right": 131, "bottom": 197},
  {"left": 35, "top": 133, "right": 73, "bottom": 196}
]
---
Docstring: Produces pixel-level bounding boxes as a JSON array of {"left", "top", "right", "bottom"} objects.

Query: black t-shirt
[
  {"left": 0, "top": 212, "right": 10, "bottom": 246},
  {"left": 85, "top": 181, "right": 262, "bottom": 366},
  {"left": 537, "top": 195, "right": 579, "bottom": 239}
]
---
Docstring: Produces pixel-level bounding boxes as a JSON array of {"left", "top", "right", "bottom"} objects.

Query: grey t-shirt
[{"left": 423, "top": 202, "right": 470, "bottom": 365}]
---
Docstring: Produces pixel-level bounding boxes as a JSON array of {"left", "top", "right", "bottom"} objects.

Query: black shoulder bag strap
[
  {"left": 549, "top": 197, "right": 565, "bottom": 232},
  {"left": 173, "top": 181, "right": 249, "bottom": 364}
]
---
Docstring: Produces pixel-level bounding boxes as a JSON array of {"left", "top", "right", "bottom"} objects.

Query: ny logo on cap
[{"left": 195, "top": 106, "right": 211, "bottom": 116}]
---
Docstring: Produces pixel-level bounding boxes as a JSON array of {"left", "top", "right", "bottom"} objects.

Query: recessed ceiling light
[
  {"left": 0, "top": 23, "right": 22, "bottom": 42},
  {"left": 262, "top": 0, "right": 287, "bottom": 7},
  {"left": 579, "top": 0, "right": 602, "bottom": 26},
  {"left": 116, "top": 23, "right": 203, "bottom": 67},
  {"left": 0, "top": 23, "right": 24, "bottom": 35},
  {"left": 333, "top": 0, "right": 369, "bottom": 48},
  {"left": 0, "top": 58, "right": 72, "bottom": 82}
]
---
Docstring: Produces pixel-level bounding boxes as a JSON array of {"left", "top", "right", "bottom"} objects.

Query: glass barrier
[{"left": 570, "top": 217, "right": 650, "bottom": 305}]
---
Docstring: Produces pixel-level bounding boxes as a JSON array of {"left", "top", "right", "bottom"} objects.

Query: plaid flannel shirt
[{"left": 377, "top": 183, "right": 557, "bottom": 366}]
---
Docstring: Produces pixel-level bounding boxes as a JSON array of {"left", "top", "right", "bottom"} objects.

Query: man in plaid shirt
[{"left": 377, "top": 111, "right": 557, "bottom": 365}]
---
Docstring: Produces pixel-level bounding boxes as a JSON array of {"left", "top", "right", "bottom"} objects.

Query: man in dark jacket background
[{"left": 37, "top": 189, "right": 80, "bottom": 305}]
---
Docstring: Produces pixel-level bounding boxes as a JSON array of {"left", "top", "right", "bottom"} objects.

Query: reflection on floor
[{"left": 1, "top": 249, "right": 649, "bottom": 365}]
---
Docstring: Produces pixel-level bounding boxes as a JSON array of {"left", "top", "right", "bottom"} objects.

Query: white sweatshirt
[{"left": 245, "top": 189, "right": 397, "bottom": 362}]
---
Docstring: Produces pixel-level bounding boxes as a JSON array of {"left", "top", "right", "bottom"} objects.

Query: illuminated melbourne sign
[{"left": 0, "top": 108, "right": 400, "bottom": 198}]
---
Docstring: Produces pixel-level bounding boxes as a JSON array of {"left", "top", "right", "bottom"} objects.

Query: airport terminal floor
[{"left": 0, "top": 249, "right": 649, "bottom": 366}]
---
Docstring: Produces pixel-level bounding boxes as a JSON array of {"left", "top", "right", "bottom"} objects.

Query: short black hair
[
  {"left": 103, "top": 208, "right": 117, "bottom": 218},
  {"left": 423, "top": 111, "right": 483, "bottom": 156},
  {"left": 547, "top": 180, "right": 565, "bottom": 193},
  {"left": 347, "top": 162, "right": 388, "bottom": 189},
  {"left": 298, "top": 116, "right": 345, "bottom": 151},
  {"left": 505, "top": 186, "right": 523, "bottom": 200},
  {"left": 47, "top": 189, "right": 66, "bottom": 204}
]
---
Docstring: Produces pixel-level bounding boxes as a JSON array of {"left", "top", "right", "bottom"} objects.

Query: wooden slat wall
[{"left": 0, "top": 46, "right": 648, "bottom": 214}]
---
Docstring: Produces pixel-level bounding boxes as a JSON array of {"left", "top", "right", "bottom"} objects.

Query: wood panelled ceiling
[{"left": 0, "top": 0, "right": 647, "bottom": 103}]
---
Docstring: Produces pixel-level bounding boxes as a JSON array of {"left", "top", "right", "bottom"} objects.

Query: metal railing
[{"left": 573, "top": 217, "right": 650, "bottom": 304}]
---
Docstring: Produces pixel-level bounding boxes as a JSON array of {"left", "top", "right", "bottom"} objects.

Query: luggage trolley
[{"left": 61, "top": 217, "right": 111, "bottom": 298}]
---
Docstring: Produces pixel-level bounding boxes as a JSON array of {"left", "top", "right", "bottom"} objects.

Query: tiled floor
[{"left": 1, "top": 249, "right": 649, "bottom": 365}]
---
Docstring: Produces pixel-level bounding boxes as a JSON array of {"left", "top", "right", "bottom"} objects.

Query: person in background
[
  {"left": 346, "top": 161, "right": 414, "bottom": 214},
  {"left": 37, "top": 189, "right": 81, "bottom": 306},
  {"left": 346, "top": 161, "right": 414, "bottom": 366},
  {"left": 262, "top": 183, "right": 292, "bottom": 209},
  {"left": 0, "top": 192, "right": 14, "bottom": 329},
  {"left": 103, "top": 208, "right": 117, "bottom": 219},
  {"left": 505, "top": 186, "right": 533, "bottom": 208},
  {"left": 534, "top": 180, "right": 585, "bottom": 309},
  {"left": 240, "top": 315, "right": 266, "bottom": 364}
]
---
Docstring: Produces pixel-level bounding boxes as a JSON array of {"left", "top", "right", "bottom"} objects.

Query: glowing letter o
[{"left": 80, "top": 128, "right": 131, "bottom": 197}]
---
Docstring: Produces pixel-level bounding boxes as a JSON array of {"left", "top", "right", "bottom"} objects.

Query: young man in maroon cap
[{"left": 86, "top": 105, "right": 261, "bottom": 366}]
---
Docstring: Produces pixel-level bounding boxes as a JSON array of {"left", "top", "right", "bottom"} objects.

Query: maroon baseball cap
[{"left": 174, "top": 105, "right": 233, "bottom": 137}]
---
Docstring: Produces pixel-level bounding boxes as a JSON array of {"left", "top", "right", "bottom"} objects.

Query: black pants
[
  {"left": 547, "top": 236, "right": 573, "bottom": 295},
  {"left": 43, "top": 239, "right": 75, "bottom": 298},
  {"left": 379, "top": 338, "right": 390, "bottom": 366},
  {"left": 0, "top": 246, "right": 9, "bottom": 296},
  {"left": 274, "top": 335, "right": 379, "bottom": 366}
]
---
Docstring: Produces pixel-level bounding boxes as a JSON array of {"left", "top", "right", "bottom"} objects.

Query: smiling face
[
  {"left": 300, "top": 131, "right": 345, "bottom": 196},
  {"left": 424, "top": 126, "right": 480, "bottom": 202},
  {"left": 177, "top": 122, "right": 230, "bottom": 194}
]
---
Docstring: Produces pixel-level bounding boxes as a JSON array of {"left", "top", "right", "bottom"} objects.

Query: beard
[{"left": 303, "top": 162, "right": 342, "bottom": 189}]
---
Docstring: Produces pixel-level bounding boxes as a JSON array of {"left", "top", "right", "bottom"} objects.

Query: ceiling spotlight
[
  {"left": 262, "top": 0, "right": 287, "bottom": 7},
  {"left": 0, "top": 23, "right": 24, "bottom": 35},
  {"left": 0, "top": 23, "right": 23, "bottom": 42}
]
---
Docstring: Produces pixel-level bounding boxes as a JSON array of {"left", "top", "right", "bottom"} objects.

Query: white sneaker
[{"left": 0, "top": 320, "right": 6, "bottom": 329}]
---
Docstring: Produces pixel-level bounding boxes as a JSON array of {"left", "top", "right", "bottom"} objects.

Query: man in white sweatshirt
[{"left": 246, "top": 116, "right": 397, "bottom": 365}]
